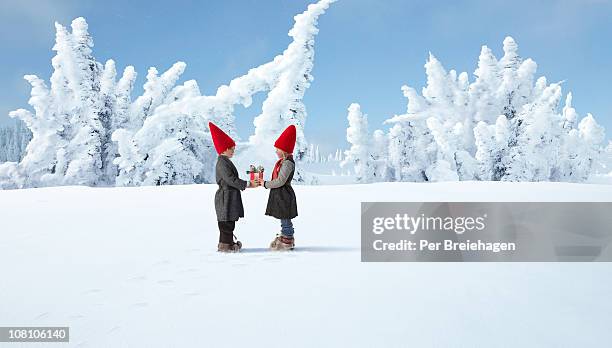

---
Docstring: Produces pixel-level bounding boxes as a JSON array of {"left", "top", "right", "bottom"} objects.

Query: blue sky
[{"left": 1, "top": 0, "right": 610, "bottom": 152}]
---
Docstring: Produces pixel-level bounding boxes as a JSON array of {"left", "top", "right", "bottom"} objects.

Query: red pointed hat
[
  {"left": 209, "top": 122, "right": 236, "bottom": 154},
  {"left": 274, "top": 125, "right": 297, "bottom": 154}
]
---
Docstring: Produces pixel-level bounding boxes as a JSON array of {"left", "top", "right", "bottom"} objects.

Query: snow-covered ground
[{"left": 1, "top": 182, "right": 612, "bottom": 347}]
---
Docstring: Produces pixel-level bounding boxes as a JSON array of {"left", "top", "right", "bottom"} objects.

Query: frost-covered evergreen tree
[
  {"left": 473, "top": 115, "right": 509, "bottom": 180},
  {"left": 59, "top": 18, "right": 107, "bottom": 186},
  {"left": 426, "top": 118, "right": 476, "bottom": 181},
  {"left": 248, "top": 0, "right": 334, "bottom": 160},
  {"left": 307, "top": 144, "right": 316, "bottom": 163},
  {"left": 341, "top": 103, "right": 374, "bottom": 182},
  {"left": 502, "top": 83, "right": 564, "bottom": 181},
  {"left": 1, "top": 18, "right": 112, "bottom": 187},
  {"left": 556, "top": 113, "right": 606, "bottom": 182},
  {"left": 103, "top": 65, "right": 137, "bottom": 181},
  {"left": 371, "top": 129, "right": 388, "bottom": 180},
  {"left": 386, "top": 120, "right": 433, "bottom": 182},
  {"left": 0, "top": 120, "right": 32, "bottom": 163}
]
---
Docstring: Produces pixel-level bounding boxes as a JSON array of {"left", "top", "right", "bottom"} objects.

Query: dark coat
[
  {"left": 264, "top": 157, "right": 298, "bottom": 220},
  {"left": 214, "top": 155, "right": 247, "bottom": 222}
]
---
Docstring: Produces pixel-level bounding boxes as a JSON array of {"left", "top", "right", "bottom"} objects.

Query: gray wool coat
[
  {"left": 214, "top": 155, "right": 248, "bottom": 222},
  {"left": 264, "top": 157, "right": 298, "bottom": 220}
]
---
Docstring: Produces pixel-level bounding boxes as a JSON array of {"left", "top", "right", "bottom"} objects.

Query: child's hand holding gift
[
  {"left": 246, "top": 165, "right": 264, "bottom": 188},
  {"left": 248, "top": 178, "right": 260, "bottom": 188}
]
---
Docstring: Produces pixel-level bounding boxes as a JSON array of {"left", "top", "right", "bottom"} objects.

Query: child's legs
[
  {"left": 280, "top": 219, "right": 294, "bottom": 237},
  {"left": 218, "top": 221, "right": 235, "bottom": 244}
]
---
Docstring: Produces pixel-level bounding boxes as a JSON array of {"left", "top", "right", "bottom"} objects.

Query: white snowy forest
[
  {"left": 342, "top": 38, "right": 611, "bottom": 183},
  {"left": 0, "top": 0, "right": 610, "bottom": 189}
]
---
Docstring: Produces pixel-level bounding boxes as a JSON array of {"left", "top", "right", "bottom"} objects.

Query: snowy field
[{"left": 1, "top": 182, "right": 612, "bottom": 347}]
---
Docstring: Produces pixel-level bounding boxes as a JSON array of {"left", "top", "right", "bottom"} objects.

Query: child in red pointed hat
[
  {"left": 209, "top": 122, "right": 257, "bottom": 252},
  {"left": 261, "top": 125, "right": 299, "bottom": 250}
]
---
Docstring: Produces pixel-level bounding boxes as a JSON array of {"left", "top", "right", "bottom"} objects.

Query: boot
[
  {"left": 218, "top": 242, "right": 241, "bottom": 253},
  {"left": 270, "top": 234, "right": 295, "bottom": 251},
  {"left": 233, "top": 237, "right": 242, "bottom": 251}
]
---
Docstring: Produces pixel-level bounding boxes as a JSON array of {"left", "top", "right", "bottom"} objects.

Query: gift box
[{"left": 246, "top": 165, "right": 265, "bottom": 182}]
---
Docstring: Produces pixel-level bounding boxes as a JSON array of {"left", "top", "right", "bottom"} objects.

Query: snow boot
[
  {"left": 233, "top": 236, "right": 242, "bottom": 251},
  {"left": 217, "top": 242, "right": 241, "bottom": 253},
  {"left": 270, "top": 234, "right": 295, "bottom": 251}
]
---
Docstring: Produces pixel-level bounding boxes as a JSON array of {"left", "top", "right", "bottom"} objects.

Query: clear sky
[{"left": 1, "top": 0, "right": 610, "bottom": 152}]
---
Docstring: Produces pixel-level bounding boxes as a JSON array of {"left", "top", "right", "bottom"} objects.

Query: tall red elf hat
[
  {"left": 208, "top": 122, "right": 236, "bottom": 154},
  {"left": 274, "top": 125, "right": 297, "bottom": 154}
]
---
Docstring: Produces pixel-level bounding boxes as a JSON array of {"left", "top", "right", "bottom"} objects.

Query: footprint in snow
[
  {"left": 127, "top": 275, "right": 147, "bottom": 282},
  {"left": 131, "top": 302, "right": 148, "bottom": 308},
  {"left": 178, "top": 268, "right": 198, "bottom": 274},
  {"left": 107, "top": 326, "right": 121, "bottom": 334},
  {"left": 83, "top": 289, "right": 101, "bottom": 295},
  {"left": 33, "top": 312, "right": 50, "bottom": 320}
]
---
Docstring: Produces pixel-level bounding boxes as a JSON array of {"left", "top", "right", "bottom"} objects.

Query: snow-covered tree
[
  {"left": 559, "top": 113, "right": 606, "bottom": 182},
  {"left": 102, "top": 65, "right": 137, "bottom": 181},
  {"left": 386, "top": 120, "right": 433, "bottom": 182},
  {"left": 1, "top": 18, "right": 113, "bottom": 187},
  {"left": 6, "top": 72, "right": 66, "bottom": 188},
  {"left": 307, "top": 143, "right": 316, "bottom": 163},
  {"left": 334, "top": 148, "right": 342, "bottom": 162},
  {"left": 341, "top": 103, "right": 374, "bottom": 182},
  {"left": 502, "top": 83, "right": 564, "bottom": 181},
  {"left": 247, "top": 0, "right": 335, "bottom": 159},
  {"left": 426, "top": 118, "right": 477, "bottom": 181},
  {"left": 473, "top": 115, "right": 509, "bottom": 180},
  {"left": 371, "top": 129, "right": 388, "bottom": 180},
  {"left": 0, "top": 120, "right": 32, "bottom": 163},
  {"left": 57, "top": 18, "right": 108, "bottom": 186}
]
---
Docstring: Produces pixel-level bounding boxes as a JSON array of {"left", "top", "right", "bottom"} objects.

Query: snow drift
[{"left": 1, "top": 182, "right": 611, "bottom": 346}]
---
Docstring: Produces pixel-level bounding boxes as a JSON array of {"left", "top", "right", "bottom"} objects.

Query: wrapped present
[{"left": 246, "top": 165, "right": 265, "bottom": 182}]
